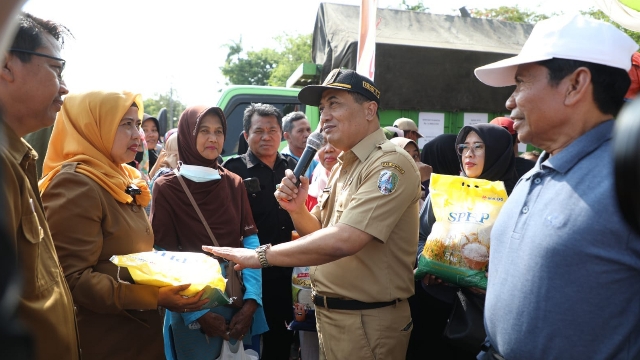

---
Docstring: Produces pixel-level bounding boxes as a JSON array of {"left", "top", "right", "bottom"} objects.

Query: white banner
[
  {"left": 357, "top": 0, "right": 378, "bottom": 81},
  {"left": 463, "top": 113, "right": 489, "bottom": 127},
  {"left": 417, "top": 112, "right": 445, "bottom": 149}
]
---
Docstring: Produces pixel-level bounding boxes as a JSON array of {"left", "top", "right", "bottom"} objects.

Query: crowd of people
[{"left": 1, "top": 10, "right": 640, "bottom": 360}]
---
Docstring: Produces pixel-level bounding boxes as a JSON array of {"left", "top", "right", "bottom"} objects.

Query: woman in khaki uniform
[{"left": 39, "top": 90, "right": 207, "bottom": 359}]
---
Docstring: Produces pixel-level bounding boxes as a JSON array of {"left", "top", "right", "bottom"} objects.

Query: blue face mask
[{"left": 179, "top": 163, "right": 221, "bottom": 182}]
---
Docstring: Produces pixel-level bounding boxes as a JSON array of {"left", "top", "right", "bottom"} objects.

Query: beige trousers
[{"left": 316, "top": 300, "right": 412, "bottom": 360}]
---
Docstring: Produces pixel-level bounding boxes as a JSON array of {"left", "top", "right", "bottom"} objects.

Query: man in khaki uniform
[
  {"left": 0, "top": 13, "right": 80, "bottom": 360},
  {"left": 205, "top": 69, "right": 421, "bottom": 359}
]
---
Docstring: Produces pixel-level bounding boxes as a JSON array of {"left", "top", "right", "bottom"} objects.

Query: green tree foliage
[
  {"left": 221, "top": 37, "right": 280, "bottom": 86},
  {"left": 143, "top": 91, "right": 187, "bottom": 129},
  {"left": 268, "top": 34, "right": 313, "bottom": 87},
  {"left": 220, "top": 34, "right": 312, "bottom": 87},
  {"left": 398, "top": 0, "right": 428, "bottom": 12},
  {"left": 470, "top": 5, "right": 550, "bottom": 23},
  {"left": 469, "top": 5, "right": 640, "bottom": 46}
]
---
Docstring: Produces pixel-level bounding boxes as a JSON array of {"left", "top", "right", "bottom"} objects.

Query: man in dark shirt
[
  {"left": 223, "top": 103, "right": 297, "bottom": 360},
  {"left": 490, "top": 117, "right": 535, "bottom": 178}
]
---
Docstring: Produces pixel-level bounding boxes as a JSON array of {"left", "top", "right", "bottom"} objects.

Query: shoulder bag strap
[{"left": 173, "top": 169, "right": 220, "bottom": 247}]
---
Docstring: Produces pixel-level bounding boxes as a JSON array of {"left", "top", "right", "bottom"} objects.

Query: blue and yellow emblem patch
[{"left": 378, "top": 170, "right": 399, "bottom": 195}]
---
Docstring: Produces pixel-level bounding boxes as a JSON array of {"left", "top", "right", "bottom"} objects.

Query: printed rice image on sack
[
  {"left": 415, "top": 174, "right": 508, "bottom": 289},
  {"left": 288, "top": 266, "right": 316, "bottom": 331},
  {"left": 110, "top": 250, "right": 231, "bottom": 308}
]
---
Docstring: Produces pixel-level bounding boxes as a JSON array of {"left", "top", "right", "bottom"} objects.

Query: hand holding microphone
[{"left": 275, "top": 131, "right": 324, "bottom": 210}]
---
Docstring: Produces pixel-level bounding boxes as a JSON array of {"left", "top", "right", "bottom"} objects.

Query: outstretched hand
[{"left": 202, "top": 246, "right": 261, "bottom": 270}]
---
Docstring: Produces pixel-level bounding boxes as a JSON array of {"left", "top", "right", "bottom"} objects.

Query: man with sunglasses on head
[{"left": 0, "top": 13, "right": 80, "bottom": 360}]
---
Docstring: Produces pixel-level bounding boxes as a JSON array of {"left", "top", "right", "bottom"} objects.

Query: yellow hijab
[{"left": 39, "top": 90, "right": 151, "bottom": 207}]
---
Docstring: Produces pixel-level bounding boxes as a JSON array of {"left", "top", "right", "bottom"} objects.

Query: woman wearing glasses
[{"left": 408, "top": 123, "right": 516, "bottom": 359}]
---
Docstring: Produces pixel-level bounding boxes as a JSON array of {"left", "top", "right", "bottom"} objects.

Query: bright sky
[{"left": 21, "top": 0, "right": 596, "bottom": 106}]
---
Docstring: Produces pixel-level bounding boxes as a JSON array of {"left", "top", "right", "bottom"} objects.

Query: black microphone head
[{"left": 306, "top": 131, "right": 324, "bottom": 151}]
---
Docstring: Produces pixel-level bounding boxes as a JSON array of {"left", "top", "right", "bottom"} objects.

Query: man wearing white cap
[
  {"left": 393, "top": 118, "right": 424, "bottom": 142},
  {"left": 474, "top": 14, "right": 640, "bottom": 359}
]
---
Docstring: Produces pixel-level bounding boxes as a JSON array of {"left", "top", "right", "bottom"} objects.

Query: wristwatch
[{"left": 255, "top": 244, "right": 272, "bottom": 268}]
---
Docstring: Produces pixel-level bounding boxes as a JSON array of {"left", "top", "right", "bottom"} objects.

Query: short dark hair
[
  {"left": 282, "top": 111, "right": 307, "bottom": 133},
  {"left": 349, "top": 91, "right": 369, "bottom": 104},
  {"left": 243, "top": 103, "right": 283, "bottom": 133},
  {"left": 349, "top": 91, "right": 380, "bottom": 118},
  {"left": 11, "top": 13, "right": 72, "bottom": 64},
  {"left": 538, "top": 58, "right": 630, "bottom": 117}
]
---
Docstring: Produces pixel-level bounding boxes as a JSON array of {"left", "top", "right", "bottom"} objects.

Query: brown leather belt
[{"left": 311, "top": 292, "right": 400, "bottom": 311}]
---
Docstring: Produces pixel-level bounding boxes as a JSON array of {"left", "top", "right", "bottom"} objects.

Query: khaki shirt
[
  {"left": 310, "top": 128, "right": 420, "bottom": 303},
  {"left": 0, "top": 123, "right": 80, "bottom": 360},
  {"left": 42, "top": 163, "right": 163, "bottom": 359}
]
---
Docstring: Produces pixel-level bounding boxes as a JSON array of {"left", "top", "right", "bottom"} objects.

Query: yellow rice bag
[
  {"left": 110, "top": 251, "right": 226, "bottom": 297},
  {"left": 415, "top": 174, "right": 508, "bottom": 289}
]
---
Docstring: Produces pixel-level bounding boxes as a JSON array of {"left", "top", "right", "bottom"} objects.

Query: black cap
[{"left": 298, "top": 69, "right": 380, "bottom": 106}]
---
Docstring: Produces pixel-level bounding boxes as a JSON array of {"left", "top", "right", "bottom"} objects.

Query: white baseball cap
[{"left": 475, "top": 14, "right": 640, "bottom": 87}]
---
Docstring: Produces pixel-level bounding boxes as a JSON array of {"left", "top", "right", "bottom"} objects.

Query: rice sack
[
  {"left": 288, "top": 266, "right": 316, "bottom": 331},
  {"left": 110, "top": 250, "right": 231, "bottom": 308},
  {"left": 415, "top": 174, "right": 508, "bottom": 289}
]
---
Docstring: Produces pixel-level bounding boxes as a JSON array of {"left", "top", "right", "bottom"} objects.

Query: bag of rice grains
[
  {"left": 288, "top": 266, "right": 316, "bottom": 331},
  {"left": 415, "top": 174, "right": 508, "bottom": 289}
]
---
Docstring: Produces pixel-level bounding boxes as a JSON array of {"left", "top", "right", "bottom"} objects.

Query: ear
[
  {"left": 364, "top": 101, "right": 378, "bottom": 121},
  {"left": 564, "top": 67, "right": 592, "bottom": 107},
  {"left": 243, "top": 131, "right": 249, "bottom": 141},
  {"left": 0, "top": 52, "right": 15, "bottom": 82},
  {"left": 283, "top": 132, "right": 291, "bottom": 141}
]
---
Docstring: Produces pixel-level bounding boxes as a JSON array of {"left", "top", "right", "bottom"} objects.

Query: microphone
[{"left": 292, "top": 131, "right": 324, "bottom": 187}]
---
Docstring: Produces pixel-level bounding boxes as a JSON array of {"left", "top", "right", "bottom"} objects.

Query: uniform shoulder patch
[
  {"left": 378, "top": 170, "right": 399, "bottom": 195},
  {"left": 381, "top": 161, "right": 405, "bottom": 174}
]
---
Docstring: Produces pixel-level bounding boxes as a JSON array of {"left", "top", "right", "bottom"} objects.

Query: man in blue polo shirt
[{"left": 474, "top": 15, "right": 640, "bottom": 359}]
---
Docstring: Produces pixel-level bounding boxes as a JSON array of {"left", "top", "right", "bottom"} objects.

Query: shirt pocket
[
  {"left": 20, "top": 212, "right": 56, "bottom": 295},
  {"left": 247, "top": 186, "right": 264, "bottom": 212},
  {"left": 319, "top": 188, "right": 331, "bottom": 210},
  {"left": 22, "top": 212, "right": 43, "bottom": 243}
]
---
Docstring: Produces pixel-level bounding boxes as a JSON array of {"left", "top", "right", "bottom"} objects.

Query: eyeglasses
[
  {"left": 9, "top": 48, "right": 66, "bottom": 79},
  {"left": 457, "top": 143, "right": 485, "bottom": 156}
]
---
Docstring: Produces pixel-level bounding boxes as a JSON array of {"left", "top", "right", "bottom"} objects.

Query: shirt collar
[
  {"left": 1, "top": 121, "right": 36, "bottom": 165},
  {"left": 281, "top": 146, "right": 300, "bottom": 160},
  {"left": 338, "top": 128, "right": 387, "bottom": 165},
  {"left": 539, "top": 120, "right": 614, "bottom": 175},
  {"left": 245, "top": 149, "right": 288, "bottom": 168}
]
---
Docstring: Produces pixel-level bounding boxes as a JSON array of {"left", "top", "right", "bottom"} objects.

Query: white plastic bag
[{"left": 216, "top": 340, "right": 257, "bottom": 360}]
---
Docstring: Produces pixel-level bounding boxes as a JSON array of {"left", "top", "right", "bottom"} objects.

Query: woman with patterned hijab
[
  {"left": 39, "top": 90, "right": 208, "bottom": 359},
  {"left": 151, "top": 105, "right": 267, "bottom": 359}
]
